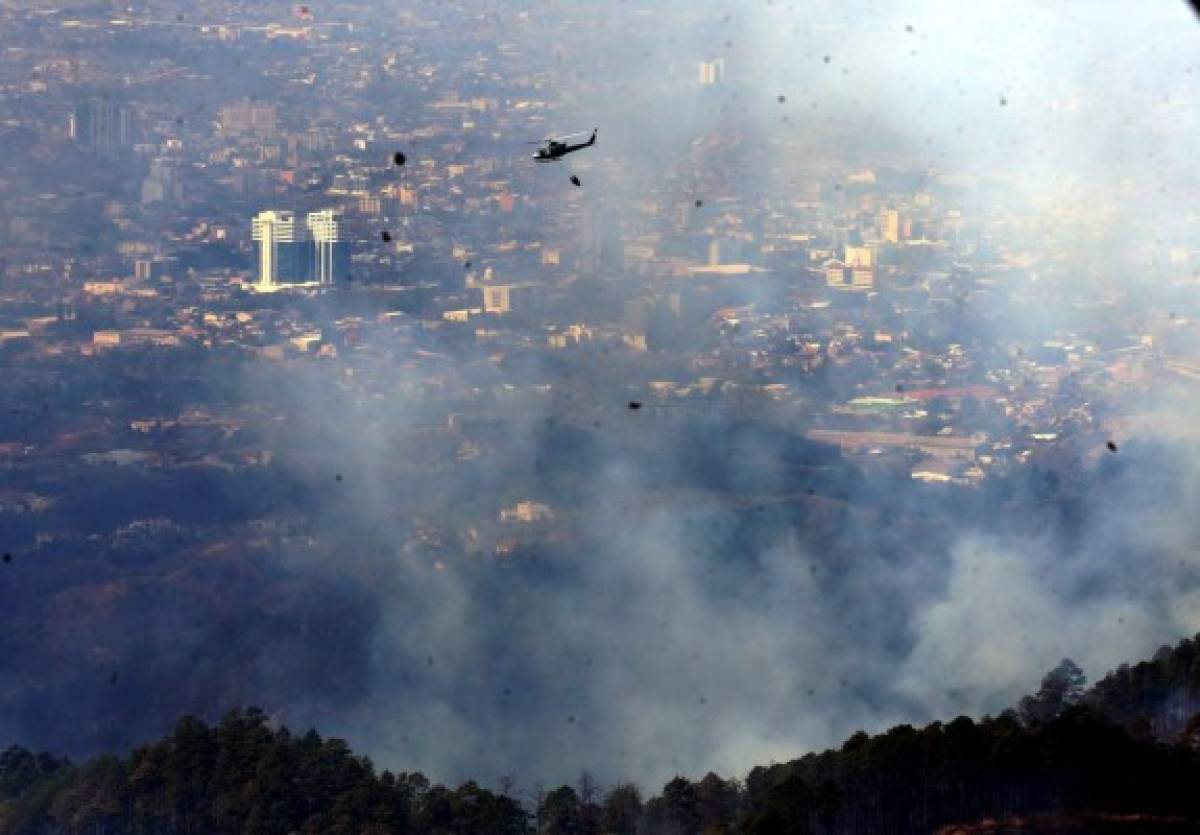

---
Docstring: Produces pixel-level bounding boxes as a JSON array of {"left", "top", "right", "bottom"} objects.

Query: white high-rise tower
[
  {"left": 252, "top": 211, "right": 307, "bottom": 290},
  {"left": 698, "top": 59, "right": 725, "bottom": 85},
  {"left": 306, "top": 210, "right": 350, "bottom": 285}
]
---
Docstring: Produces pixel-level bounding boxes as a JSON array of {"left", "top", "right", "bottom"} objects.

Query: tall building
[
  {"left": 850, "top": 267, "right": 875, "bottom": 289},
  {"left": 843, "top": 246, "right": 876, "bottom": 290},
  {"left": 252, "top": 211, "right": 308, "bottom": 290},
  {"left": 824, "top": 258, "right": 848, "bottom": 288},
  {"left": 306, "top": 210, "right": 350, "bottom": 285},
  {"left": 844, "top": 245, "right": 875, "bottom": 269},
  {"left": 880, "top": 209, "right": 902, "bottom": 244},
  {"left": 251, "top": 209, "right": 350, "bottom": 289},
  {"left": 698, "top": 59, "right": 726, "bottom": 85},
  {"left": 825, "top": 256, "right": 873, "bottom": 291},
  {"left": 70, "top": 100, "right": 137, "bottom": 155}
]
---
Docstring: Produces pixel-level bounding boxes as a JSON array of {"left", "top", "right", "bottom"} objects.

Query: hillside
[{"left": 2, "top": 636, "right": 1200, "bottom": 835}]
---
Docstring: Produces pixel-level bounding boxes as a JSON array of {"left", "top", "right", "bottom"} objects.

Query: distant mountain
[{"left": 3, "top": 636, "right": 1200, "bottom": 835}]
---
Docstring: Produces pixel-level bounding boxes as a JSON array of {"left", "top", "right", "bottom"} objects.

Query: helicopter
[{"left": 528, "top": 129, "right": 597, "bottom": 162}]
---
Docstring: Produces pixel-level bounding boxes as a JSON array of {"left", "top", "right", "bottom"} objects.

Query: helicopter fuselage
[{"left": 530, "top": 129, "right": 596, "bottom": 163}]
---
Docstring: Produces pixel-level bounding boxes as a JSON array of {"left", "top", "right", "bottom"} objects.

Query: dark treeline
[
  {"left": 0, "top": 709, "right": 526, "bottom": 835},
  {"left": 4, "top": 635, "right": 1200, "bottom": 835},
  {"left": 1086, "top": 634, "right": 1200, "bottom": 740}
]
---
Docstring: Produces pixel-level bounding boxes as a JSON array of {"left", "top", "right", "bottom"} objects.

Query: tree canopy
[{"left": 5, "top": 636, "right": 1200, "bottom": 835}]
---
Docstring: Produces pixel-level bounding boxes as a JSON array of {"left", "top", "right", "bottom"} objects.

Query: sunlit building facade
[
  {"left": 252, "top": 211, "right": 308, "bottom": 290},
  {"left": 306, "top": 210, "right": 350, "bottom": 285}
]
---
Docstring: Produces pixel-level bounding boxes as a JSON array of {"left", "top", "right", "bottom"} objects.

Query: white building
[
  {"left": 500, "top": 501, "right": 554, "bottom": 523},
  {"left": 698, "top": 59, "right": 726, "bottom": 85},
  {"left": 252, "top": 209, "right": 350, "bottom": 290},
  {"left": 306, "top": 210, "right": 350, "bottom": 285},
  {"left": 251, "top": 211, "right": 307, "bottom": 290}
]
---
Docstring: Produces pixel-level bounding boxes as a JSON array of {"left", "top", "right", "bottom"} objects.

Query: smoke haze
[{"left": 2, "top": 0, "right": 1200, "bottom": 795}]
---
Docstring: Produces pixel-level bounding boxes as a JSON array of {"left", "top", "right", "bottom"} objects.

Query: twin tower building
[{"left": 251, "top": 210, "right": 350, "bottom": 291}]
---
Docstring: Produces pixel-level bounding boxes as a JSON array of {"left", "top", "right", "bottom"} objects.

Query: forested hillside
[{"left": 4, "top": 635, "right": 1200, "bottom": 835}]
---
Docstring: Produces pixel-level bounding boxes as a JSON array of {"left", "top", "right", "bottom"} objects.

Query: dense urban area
[{"left": 3, "top": 1, "right": 1196, "bottom": 553}]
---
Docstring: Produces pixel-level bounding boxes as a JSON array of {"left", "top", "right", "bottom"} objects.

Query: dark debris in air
[
  {"left": 1107, "top": 441, "right": 1118, "bottom": 453},
  {"left": 570, "top": 175, "right": 581, "bottom": 187},
  {"left": 426, "top": 655, "right": 435, "bottom": 667},
  {"left": 694, "top": 199, "right": 703, "bottom": 207},
  {"left": 392, "top": 151, "right": 407, "bottom": 166},
  {"left": 381, "top": 231, "right": 391, "bottom": 242},
  {"left": 464, "top": 260, "right": 472, "bottom": 269},
  {"left": 777, "top": 95, "right": 786, "bottom": 103},
  {"left": 2, "top": 552, "right": 11, "bottom": 564},
  {"left": 905, "top": 24, "right": 914, "bottom": 33},
  {"left": 109, "top": 671, "right": 119, "bottom": 686},
  {"left": 999, "top": 96, "right": 1008, "bottom": 107},
  {"left": 823, "top": 55, "right": 831, "bottom": 63},
  {"left": 628, "top": 401, "right": 642, "bottom": 410},
  {"left": 335, "top": 473, "right": 343, "bottom": 482}
]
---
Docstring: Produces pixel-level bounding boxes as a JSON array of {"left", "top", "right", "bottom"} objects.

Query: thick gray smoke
[
  {"left": 236, "top": 372, "right": 1200, "bottom": 789},
  {"left": 252, "top": 0, "right": 1200, "bottom": 788}
]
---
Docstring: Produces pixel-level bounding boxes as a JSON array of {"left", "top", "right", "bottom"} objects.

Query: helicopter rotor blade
[{"left": 523, "top": 130, "right": 590, "bottom": 144}]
